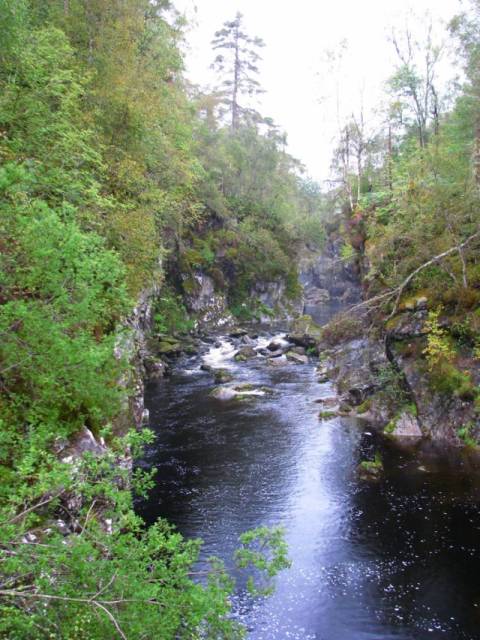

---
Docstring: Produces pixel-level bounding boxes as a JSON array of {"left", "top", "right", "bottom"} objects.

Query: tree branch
[{"left": 349, "top": 229, "right": 480, "bottom": 319}]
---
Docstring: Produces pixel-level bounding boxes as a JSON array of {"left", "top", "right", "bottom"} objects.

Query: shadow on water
[{"left": 137, "top": 325, "right": 480, "bottom": 640}]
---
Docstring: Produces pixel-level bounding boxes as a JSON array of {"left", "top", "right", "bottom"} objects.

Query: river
[{"left": 137, "top": 329, "right": 480, "bottom": 640}]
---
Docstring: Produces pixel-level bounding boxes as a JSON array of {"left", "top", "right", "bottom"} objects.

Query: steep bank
[
  {"left": 310, "top": 302, "right": 480, "bottom": 446},
  {"left": 140, "top": 317, "right": 480, "bottom": 640}
]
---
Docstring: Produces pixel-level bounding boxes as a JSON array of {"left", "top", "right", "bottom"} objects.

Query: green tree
[{"left": 211, "top": 12, "right": 265, "bottom": 131}]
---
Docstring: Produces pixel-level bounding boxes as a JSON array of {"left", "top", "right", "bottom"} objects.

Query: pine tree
[{"left": 211, "top": 12, "right": 265, "bottom": 131}]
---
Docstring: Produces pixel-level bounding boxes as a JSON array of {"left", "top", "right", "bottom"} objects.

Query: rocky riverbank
[{"left": 296, "top": 303, "right": 480, "bottom": 447}]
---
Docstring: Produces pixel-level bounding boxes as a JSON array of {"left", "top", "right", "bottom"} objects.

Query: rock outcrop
[
  {"left": 185, "top": 272, "right": 233, "bottom": 329},
  {"left": 300, "top": 238, "right": 361, "bottom": 323}
]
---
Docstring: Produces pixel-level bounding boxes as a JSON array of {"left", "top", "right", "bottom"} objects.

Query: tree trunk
[
  {"left": 474, "top": 114, "right": 480, "bottom": 189},
  {"left": 387, "top": 124, "right": 393, "bottom": 192},
  {"left": 231, "top": 24, "right": 240, "bottom": 132}
]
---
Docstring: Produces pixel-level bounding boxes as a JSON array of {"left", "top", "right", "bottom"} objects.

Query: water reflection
[{"left": 138, "top": 333, "right": 480, "bottom": 640}]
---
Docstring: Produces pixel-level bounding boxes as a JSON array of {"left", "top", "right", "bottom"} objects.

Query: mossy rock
[
  {"left": 157, "top": 341, "right": 181, "bottom": 355},
  {"left": 319, "top": 410, "right": 337, "bottom": 420},
  {"left": 234, "top": 383, "right": 256, "bottom": 392},
  {"left": 358, "top": 456, "right": 383, "bottom": 480},
  {"left": 156, "top": 334, "right": 179, "bottom": 344},
  {"left": 384, "top": 419, "right": 396, "bottom": 435},
  {"left": 356, "top": 398, "right": 372, "bottom": 415},
  {"left": 213, "top": 369, "right": 234, "bottom": 384}
]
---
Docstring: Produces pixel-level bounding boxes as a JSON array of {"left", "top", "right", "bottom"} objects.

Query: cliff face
[
  {"left": 317, "top": 307, "right": 480, "bottom": 445},
  {"left": 184, "top": 271, "right": 233, "bottom": 329},
  {"left": 113, "top": 283, "right": 161, "bottom": 434},
  {"left": 299, "top": 237, "right": 361, "bottom": 325}
]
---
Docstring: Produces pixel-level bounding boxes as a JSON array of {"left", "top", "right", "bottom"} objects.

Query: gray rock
[
  {"left": 144, "top": 357, "right": 167, "bottom": 380},
  {"left": 315, "top": 397, "right": 338, "bottom": 407},
  {"left": 185, "top": 272, "right": 233, "bottom": 329},
  {"left": 229, "top": 328, "right": 248, "bottom": 338},
  {"left": 210, "top": 387, "right": 237, "bottom": 401},
  {"left": 390, "top": 412, "right": 422, "bottom": 437},
  {"left": 214, "top": 369, "right": 234, "bottom": 384},
  {"left": 268, "top": 355, "right": 288, "bottom": 367},
  {"left": 330, "top": 338, "right": 389, "bottom": 405},
  {"left": 234, "top": 346, "right": 257, "bottom": 361},
  {"left": 267, "top": 341, "right": 284, "bottom": 352},
  {"left": 62, "top": 426, "right": 106, "bottom": 462},
  {"left": 387, "top": 312, "right": 428, "bottom": 339},
  {"left": 286, "top": 351, "right": 309, "bottom": 364},
  {"left": 291, "top": 346, "right": 306, "bottom": 356},
  {"left": 267, "top": 349, "right": 285, "bottom": 358}
]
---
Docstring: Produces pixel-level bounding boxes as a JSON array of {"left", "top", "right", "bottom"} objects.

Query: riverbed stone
[
  {"left": 267, "top": 349, "right": 284, "bottom": 358},
  {"left": 210, "top": 386, "right": 237, "bottom": 401},
  {"left": 213, "top": 369, "right": 234, "bottom": 384},
  {"left": 315, "top": 397, "right": 338, "bottom": 407},
  {"left": 234, "top": 345, "right": 257, "bottom": 361},
  {"left": 268, "top": 355, "right": 288, "bottom": 367},
  {"left": 267, "top": 340, "right": 284, "bottom": 352},
  {"left": 388, "top": 411, "right": 422, "bottom": 438},
  {"left": 157, "top": 341, "right": 182, "bottom": 355},
  {"left": 144, "top": 356, "right": 167, "bottom": 380},
  {"left": 286, "top": 351, "right": 309, "bottom": 364},
  {"left": 229, "top": 327, "right": 248, "bottom": 338}
]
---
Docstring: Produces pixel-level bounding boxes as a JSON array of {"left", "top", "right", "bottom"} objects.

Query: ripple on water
[{"left": 138, "top": 331, "right": 480, "bottom": 640}]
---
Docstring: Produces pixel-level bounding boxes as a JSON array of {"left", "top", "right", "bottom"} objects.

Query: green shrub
[
  {"left": 154, "top": 287, "right": 194, "bottom": 335},
  {"left": 457, "top": 422, "right": 478, "bottom": 447}
]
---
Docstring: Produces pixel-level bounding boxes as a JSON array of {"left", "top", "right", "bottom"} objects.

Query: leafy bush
[
  {"left": 423, "top": 308, "right": 456, "bottom": 371},
  {"left": 154, "top": 287, "right": 194, "bottom": 335}
]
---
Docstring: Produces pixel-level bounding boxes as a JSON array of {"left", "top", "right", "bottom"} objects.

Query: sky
[{"left": 173, "top": 0, "right": 463, "bottom": 183}]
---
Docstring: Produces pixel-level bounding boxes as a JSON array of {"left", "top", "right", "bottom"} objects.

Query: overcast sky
[{"left": 174, "top": 0, "right": 462, "bottom": 183}]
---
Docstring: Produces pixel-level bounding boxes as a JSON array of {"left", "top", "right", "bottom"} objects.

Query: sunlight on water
[{"left": 138, "top": 329, "right": 480, "bottom": 640}]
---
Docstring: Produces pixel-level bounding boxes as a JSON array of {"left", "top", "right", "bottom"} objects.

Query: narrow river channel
[{"left": 137, "top": 329, "right": 480, "bottom": 640}]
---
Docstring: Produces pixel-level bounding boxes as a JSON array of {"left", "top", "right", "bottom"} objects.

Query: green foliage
[
  {"left": 423, "top": 309, "right": 456, "bottom": 371},
  {"left": 457, "top": 421, "right": 478, "bottom": 447},
  {"left": 0, "top": 423, "right": 289, "bottom": 639},
  {"left": 235, "top": 526, "right": 291, "bottom": 596},
  {"left": 318, "top": 411, "right": 337, "bottom": 420},
  {"left": 360, "top": 452, "right": 383, "bottom": 472},
  {"left": 0, "top": 4, "right": 300, "bottom": 637},
  {"left": 154, "top": 287, "right": 194, "bottom": 335},
  {"left": 340, "top": 242, "right": 357, "bottom": 263},
  {"left": 376, "top": 364, "right": 409, "bottom": 406}
]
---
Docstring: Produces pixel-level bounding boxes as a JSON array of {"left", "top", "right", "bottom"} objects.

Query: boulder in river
[
  {"left": 268, "top": 355, "right": 288, "bottom": 367},
  {"left": 315, "top": 396, "right": 338, "bottom": 407},
  {"left": 385, "top": 410, "right": 422, "bottom": 438},
  {"left": 210, "top": 383, "right": 269, "bottom": 401},
  {"left": 234, "top": 346, "right": 257, "bottom": 361},
  {"left": 286, "top": 351, "right": 309, "bottom": 364},
  {"left": 210, "top": 386, "right": 237, "bottom": 401},
  {"left": 229, "top": 327, "right": 248, "bottom": 338},
  {"left": 157, "top": 341, "right": 182, "bottom": 356},
  {"left": 213, "top": 369, "right": 234, "bottom": 384},
  {"left": 267, "top": 349, "right": 285, "bottom": 358},
  {"left": 358, "top": 455, "right": 383, "bottom": 481},
  {"left": 267, "top": 340, "right": 285, "bottom": 352},
  {"left": 144, "top": 356, "right": 167, "bottom": 380},
  {"left": 287, "top": 315, "right": 322, "bottom": 353}
]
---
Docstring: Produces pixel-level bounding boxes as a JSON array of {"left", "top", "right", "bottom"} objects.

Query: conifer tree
[{"left": 211, "top": 12, "right": 265, "bottom": 131}]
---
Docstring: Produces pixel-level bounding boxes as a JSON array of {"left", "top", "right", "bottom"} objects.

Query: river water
[{"left": 137, "top": 330, "right": 480, "bottom": 640}]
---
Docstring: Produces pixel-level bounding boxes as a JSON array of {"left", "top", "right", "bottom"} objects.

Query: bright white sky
[{"left": 174, "top": 0, "right": 462, "bottom": 183}]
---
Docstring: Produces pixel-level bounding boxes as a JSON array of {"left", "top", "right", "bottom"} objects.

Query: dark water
[{"left": 137, "top": 333, "right": 480, "bottom": 640}]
